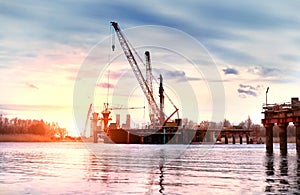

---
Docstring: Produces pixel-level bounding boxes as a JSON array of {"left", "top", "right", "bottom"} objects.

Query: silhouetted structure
[{"left": 262, "top": 97, "right": 300, "bottom": 154}]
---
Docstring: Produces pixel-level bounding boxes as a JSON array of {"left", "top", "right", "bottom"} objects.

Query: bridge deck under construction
[{"left": 262, "top": 97, "right": 300, "bottom": 154}]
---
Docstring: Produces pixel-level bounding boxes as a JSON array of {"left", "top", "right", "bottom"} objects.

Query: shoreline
[
  {"left": 0, "top": 134, "right": 297, "bottom": 144},
  {"left": 0, "top": 134, "right": 81, "bottom": 142},
  {"left": 0, "top": 134, "right": 53, "bottom": 142}
]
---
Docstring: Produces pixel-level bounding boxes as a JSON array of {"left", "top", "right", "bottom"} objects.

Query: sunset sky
[{"left": 1, "top": 1, "right": 300, "bottom": 136}]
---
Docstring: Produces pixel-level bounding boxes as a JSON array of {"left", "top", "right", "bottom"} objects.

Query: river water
[{"left": 0, "top": 142, "right": 299, "bottom": 195}]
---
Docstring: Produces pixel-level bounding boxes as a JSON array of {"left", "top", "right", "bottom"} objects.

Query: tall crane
[
  {"left": 110, "top": 21, "right": 179, "bottom": 127},
  {"left": 111, "top": 21, "right": 163, "bottom": 126}
]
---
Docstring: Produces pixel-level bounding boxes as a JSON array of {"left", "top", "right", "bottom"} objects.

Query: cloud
[
  {"left": 223, "top": 67, "right": 239, "bottom": 75},
  {"left": 0, "top": 104, "right": 67, "bottom": 111},
  {"left": 1, "top": 0, "right": 300, "bottom": 125},
  {"left": 261, "top": 67, "right": 280, "bottom": 76},
  {"left": 153, "top": 68, "right": 201, "bottom": 82},
  {"left": 237, "top": 84, "right": 263, "bottom": 98},
  {"left": 191, "top": 1, "right": 299, "bottom": 30},
  {"left": 279, "top": 54, "right": 300, "bottom": 62},
  {"left": 164, "top": 70, "right": 185, "bottom": 78},
  {"left": 247, "top": 66, "right": 280, "bottom": 77},
  {"left": 26, "top": 83, "right": 39, "bottom": 90},
  {"left": 2, "top": 1, "right": 300, "bottom": 75},
  {"left": 237, "top": 88, "right": 257, "bottom": 97},
  {"left": 97, "top": 82, "right": 115, "bottom": 89},
  {"left": 239, "top": 84, "right": 261, "bottom": 90}
]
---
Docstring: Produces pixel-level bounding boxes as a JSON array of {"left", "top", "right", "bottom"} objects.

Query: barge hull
[{"left": 107, "top": 128, "right": 197, "bottom": 144}]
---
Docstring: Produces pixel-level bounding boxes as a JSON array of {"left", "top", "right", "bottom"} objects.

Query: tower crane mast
[
  {"left": 145, "top": 51, "right": 154, "bottom": 124},
  {"left": 111, "top": 22, "right": 163, "bottom": 126}
]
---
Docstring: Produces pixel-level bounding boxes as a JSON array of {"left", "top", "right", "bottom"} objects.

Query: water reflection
[
  {"left": 159, "top": 164, "right": 165, "bottom": 194},
  {"left": 265, "top": 153, "right": 300, "bottom": 194},
  {"left": 265, "top": 153, "right": 274, "bottom": 177},
  {"left": 265, "top": 153, "right": 274, "bottom": 193},
  {"left": 3, "top": 143, "right": 300, "bottom": 194},
  {"left": 278, "top": 155, "right": 289, "bottom": 193},
  {"left": 85, "top": 154, "right": 110, "bottom": 183},
  {"left": 159, "top": 150, "right": 166, "bottom": 194},
  {"left": 84, "top": 148, "right": 168, "bottom": 194},
  {"left": 279, "top": 155, "right": 288, "bottom": 176}
]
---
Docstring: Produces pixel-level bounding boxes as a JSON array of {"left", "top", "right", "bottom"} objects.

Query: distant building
[
  {"left": 122, "top": 114, "right": 131, "bottom": 129},
  {"left": 116, "top": 114, "right": 120, "bottom": 128},
  {"left": 90, "top": 112, "right": 99, "bottom": 137},
  {"left": 126, "top": 114, "right": 130, "bottom": 128}
]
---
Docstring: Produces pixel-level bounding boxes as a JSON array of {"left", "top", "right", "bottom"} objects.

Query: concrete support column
[
  {"left": 294, "top": 123, "right": 300, "bottom": 154},
  {"left": 246, "top": 135, "right": 250, "bottom": 144},
  {"left": 278, "top": 123, "right": 288, "bottom": 155},
  {"left": 163, "top": 128, "right": 166, "bottom": 144},
  {"left": 225, "top": 136, "right": 228, "bottom": 144},
  {"left": 239, "top": 136, "right": 243, "bottom": 144},
  {"left": 232, "top": 135, "right": 235, "bottom": 144},
  {"left": 265, "top": 124, "right": 274, "bottom": 153}
]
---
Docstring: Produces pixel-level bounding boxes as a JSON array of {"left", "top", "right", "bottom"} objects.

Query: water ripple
[{"left": 0, "top": 143, "right": 299, "bottom": 194}]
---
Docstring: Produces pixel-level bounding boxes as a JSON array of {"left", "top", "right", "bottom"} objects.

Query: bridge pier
[
  {"left": 264, "top": 123, "right": 274, "bottom": 153},
  {"left": 295, "top": 123, "right": 300, "bottom": 154},
  {"left": 232, "top": 135, "right": 235, "bottom": 144},
  {"left": 246, "top": 135, "right": 250, "bottom": 144},
  {"left": 262, "top": 97, "right": 300, "bottom": 153},
  {"left": 225, "top": 136, "right": 228, "bottom": 144},
  {"left": 278, "top": 123, "right": 288, "bottom": 155}
]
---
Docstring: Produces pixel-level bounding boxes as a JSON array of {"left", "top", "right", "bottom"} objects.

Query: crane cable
[{"left": 106, "top": 24, "right": 115, "bottom": 109}]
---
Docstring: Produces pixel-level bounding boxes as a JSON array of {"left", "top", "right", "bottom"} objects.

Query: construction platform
[
  {"left": 262, "top": 97, "right": 300, "bottom": 154},
  {"left": 92, "top": 126, "right": 253, "bottom": 145}
]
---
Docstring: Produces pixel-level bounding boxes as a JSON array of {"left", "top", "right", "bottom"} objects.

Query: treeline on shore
[{"left": 0, "top": 114, "right": 67, "bottom": 141}]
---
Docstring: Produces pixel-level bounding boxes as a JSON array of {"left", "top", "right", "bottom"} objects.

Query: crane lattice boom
[{"left": 111, "top": 22, "right": 163, "bottom": 126}]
